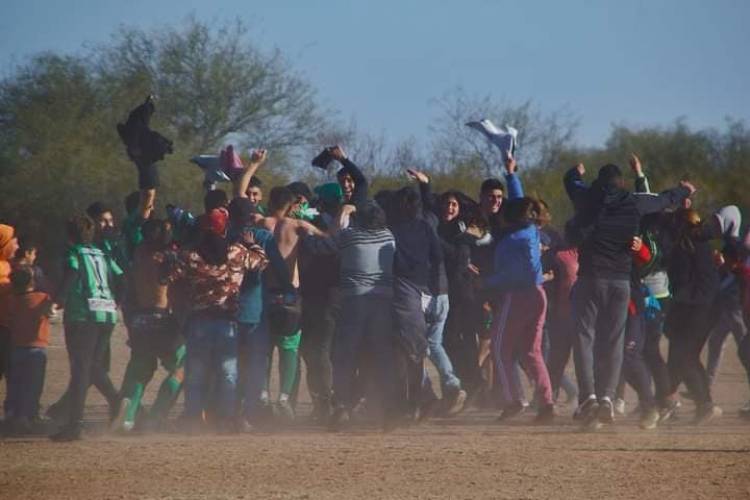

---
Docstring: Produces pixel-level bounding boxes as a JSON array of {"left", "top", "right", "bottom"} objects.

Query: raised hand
[
  {"left": 330, "top": 145, "right": 348, "bottom": 161},
  {"left": 680, "top": 180, "right": 697, "bottom": 196},
  {"left": 249, "top": 148, "right": 268, "bottom": 165},
  {"left": 629, "top": 154, "right": 643, "bottom": 176},
  {"left": 504, "top": 155, "right": 518, "bottom": 175},
  {"left": 406, "top": 168, "right": 430, "bottom": 184}
]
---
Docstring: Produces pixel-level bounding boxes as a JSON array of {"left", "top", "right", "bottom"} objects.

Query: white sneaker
[
  {"left": 614, "top": 398, "right": 627, "bottom": 416},
  {"left": 110, "top": 398, "right": 131, "bottom": 432}
]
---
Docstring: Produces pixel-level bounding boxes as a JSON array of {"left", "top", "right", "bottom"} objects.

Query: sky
[{"left": 2, "top": 0, "right": 749, "bottom": 149}]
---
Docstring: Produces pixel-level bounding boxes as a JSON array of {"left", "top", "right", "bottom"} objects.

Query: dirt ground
[{"left": 1, "top": 323, "right": 749, "bottom": 500}]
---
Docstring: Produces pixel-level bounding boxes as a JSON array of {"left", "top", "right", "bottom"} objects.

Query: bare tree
[
  {"left": 96, "top": 18, "right": 321, "bottom": 155},
  {"left": 428, "top": 87, "right": 579, "bottom": 176}
]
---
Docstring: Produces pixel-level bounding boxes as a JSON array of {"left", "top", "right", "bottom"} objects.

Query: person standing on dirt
[
  {"left": 297, "top": 182, "right": 345, "bottom": 423},
  {"left": 664, "top": 208, "right": 723, "bottom": 424},
  {"left": 112, "top": 217, "right": 186, "bottom": 433},
  {"left": 50, "top": 214, "right": 124, "bottom": 441},
  {"left": 254, "top": 187, "right": 324, "bottom": 421},
  {"left": 563, "top": 160, "right": 693, "bottom": 429},
  {"left": 382, "top": 185, "right": 444, "bottom": 421},
  {"left": 228, "top": 151, "right": 298, "bottom": 427},
  {"left": 3, "top": 266, "right": 53, "bottom": 435},
  {"left": 303, "top": 201, "right": 399, "bottom": 431},
  {"left": 164, "top": 207, "right": 268, "bottom": 433},
  {"left": 402, "top": 169, "right": 470, "bottom": 416},
  {"left": 483, "top": 193, "right": 556, "bottom": 424}
]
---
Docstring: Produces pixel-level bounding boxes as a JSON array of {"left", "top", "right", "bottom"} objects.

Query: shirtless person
[
  {"left": 113, "top": 192, "right": 185, "bottom": 432},
  {"left": 253, "top": 187, "right": 322, "bottom": 418},
  {"left": 233, "top": 154, "right": 324, "bottom": 419}
]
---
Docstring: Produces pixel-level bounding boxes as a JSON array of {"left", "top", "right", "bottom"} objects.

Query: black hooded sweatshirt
[{"left": 564, "top": 166, "right": 690, "bottom": 280}]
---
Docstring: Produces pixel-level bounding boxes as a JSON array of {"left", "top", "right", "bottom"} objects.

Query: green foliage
[
  {"left": 0, "top": 20, "right": 747, "bottom": 277},
  {"left": 0, "top": 19, "right": 317, "bottom": 269}
]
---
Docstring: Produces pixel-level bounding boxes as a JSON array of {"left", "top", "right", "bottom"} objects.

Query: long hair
[{"left": 503, "top": 197, "right": 540, "bottom": 227}]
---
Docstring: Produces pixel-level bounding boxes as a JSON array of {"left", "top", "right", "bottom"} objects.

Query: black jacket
[
  {"left": 564, "top": 167, "right": 690, "bottom": 280},
  {"left": 668, "top": 227, "right": 720, "bottom": 305}
]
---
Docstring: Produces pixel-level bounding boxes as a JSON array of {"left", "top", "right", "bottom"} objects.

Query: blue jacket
[
  {"left": 484, "top": 223, "right": 543, "bottom": 293},
  {"left": 506, "top": 172, "right": 524, "bottom": 200}
]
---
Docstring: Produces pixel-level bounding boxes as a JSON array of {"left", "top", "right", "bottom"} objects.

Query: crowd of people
[{"left": 1, "top": 99, "right": 749, "bottom": 442}]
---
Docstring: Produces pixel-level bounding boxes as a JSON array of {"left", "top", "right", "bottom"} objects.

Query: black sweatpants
[
  {"left": 443, "top": 300, "right": 482, "bottom": 395},
  {"left": 300, "top": 291, "right": 339, "bottom": 408},
  {"left": 63, "top": 321, "right": 119, "bottom": 426},
  {"left": 665, "top": 302, "right": 718, "bottom": 408}
]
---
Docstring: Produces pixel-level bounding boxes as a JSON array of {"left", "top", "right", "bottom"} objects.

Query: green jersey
[{"left": 63, "top": 244, "right": 124, "bottom": 324}]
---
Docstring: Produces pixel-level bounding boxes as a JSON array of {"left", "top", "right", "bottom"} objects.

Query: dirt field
[{"left": 1, "top": 323, "right": 749, "bottom": 499}]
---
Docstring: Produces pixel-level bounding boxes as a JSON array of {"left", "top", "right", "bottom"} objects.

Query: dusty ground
[{"left": 1, "top": 323, "right": 749, "bottom": 499}]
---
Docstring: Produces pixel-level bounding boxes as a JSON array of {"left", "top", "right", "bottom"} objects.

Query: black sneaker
[
  {"left": 311, "top": 398, "right": 333, "bottom": 423},
  {"left": 108, "top": 397, "right": 123, "bottom": 423},
  {"left": 694, "top": 404, "right": 722, "bottom": 425},
  {"left": 573, "top": 396, "right": 598, "bottom": 422},
  {"left": 417, "top": 398, "right": 440, "bottom": 423},
  {"left": 659, "top": 399, "right": 680, "bottom": 423},
  {"left": 50, "top": 423, "right": 82, "bottom": 442},
  {"left": 45, "top": 402, "right": 67, "bottom": 423},
  {"left": 328, "top": 407, "right": 350, "bottom": 432},
  {"left": 598, "top": 398, "right": 615, "bottom": 425},
  {"left": 497, "top": 401, "right": 526, "bottom": 421}
]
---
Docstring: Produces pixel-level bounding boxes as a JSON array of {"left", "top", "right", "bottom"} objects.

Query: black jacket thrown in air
[
  {"left": 117, "top": 96, "right": 173, "bottom": 167},
  {"left": 564, "top": 167, "right": 690, "bottom": 280}
]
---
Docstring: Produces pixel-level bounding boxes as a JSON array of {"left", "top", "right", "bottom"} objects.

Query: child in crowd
[{"left": 3, "top": 267, "right": 53, "bottom": 435}]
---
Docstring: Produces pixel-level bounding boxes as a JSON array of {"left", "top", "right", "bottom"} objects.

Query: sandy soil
[{"left": 1, "top": 323, "right": 749, "bottom": 499}]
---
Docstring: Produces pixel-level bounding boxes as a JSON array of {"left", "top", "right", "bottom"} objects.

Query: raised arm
[
  {"left": 406, "top": 169, "right": 439, "bottom": 216},
  {"left": 629, "top": 154, "right": 651, "bottom": 194},
  {"left": 331, "top": 146, "right": 368, "bottom": 209},
  {"left": 634, "top": 182, "right": 693, "bottom": 216},
  {"left": 504, "top": 157, "right": 524, "bottom": 200},
  {"left": 139, "top": 188, "right": 156, "bottom": 219},
  {"left": 234, "top": 149, "right": 268, "bottom": 199},
  {"left": 564, "top": 163, "right": 589, "bottom": 206}
]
